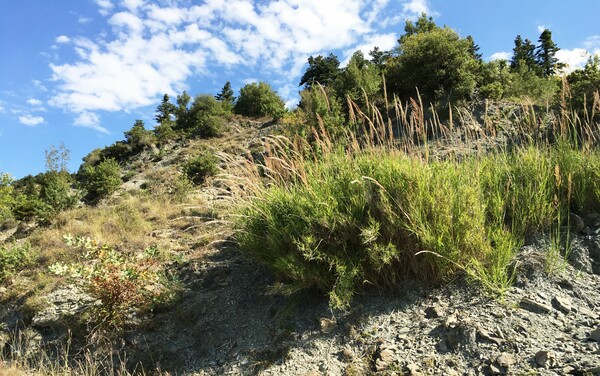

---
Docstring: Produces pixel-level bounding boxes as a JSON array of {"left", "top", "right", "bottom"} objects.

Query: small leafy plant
[
  {"left": 182, "top": 151, "right": 219, "bottom": 185},
  {"left": 50, "top": 235, "right": 182, "bottom": 330},
  {"left": 0, "top": 242, "right": 35, "bottom": 283}
]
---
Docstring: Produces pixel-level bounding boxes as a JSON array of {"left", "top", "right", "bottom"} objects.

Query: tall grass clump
[{"left": 233, "top": 89, "right": 600, "bottom": 309}]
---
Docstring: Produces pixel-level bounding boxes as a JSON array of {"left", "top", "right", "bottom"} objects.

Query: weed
[
  {"left": 49, "top": 235, "right": 182, "bottom": 331},
  {"left": 0, "top": 242, "right": 35, "bottom": 283}
]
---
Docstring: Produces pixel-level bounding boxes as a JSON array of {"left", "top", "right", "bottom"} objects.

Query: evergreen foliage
[
  {"left": 388, "top": 26, "right": 479, "bottom": 103},
  {"left": 536, "top": 29, "right": 563, "bottom": 77},
  {"left": 182, "top": 151, "right": 219, "bottom": 185},
  {"left": 215, "top": 81, "right": 236, "bottom": 111},
  {"left": 299, "top": 54, "right": 341, "bottom": 89},
  {"left": 234, "top": 82, "right": 286, "bottom": 120},
  {"left": 511, "top": 35, "right": 538, "bottom": 73},
  {"left": 124, "top": 120, "right": 155, "bottom": 152},
  {"left": 80, "top": 159, "right": 122, "bottom": 202},
  {"left": 155, "top": 94, "right": 176, "bottom": 124}
]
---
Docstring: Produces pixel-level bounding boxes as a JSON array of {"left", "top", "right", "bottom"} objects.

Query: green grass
[
  {"left": 235, "top": 132, "right": 600, "bottom": 309},
  {"left": 0, "top": 242, "right": 35, "bottom": 283}
]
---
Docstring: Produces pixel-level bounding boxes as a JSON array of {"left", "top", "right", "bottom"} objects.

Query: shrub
[
  {"left": 0, "top": 242, "right": 35, "bottom": 282},
  {"left": 504, "top": 65, "right": 560, "bottom": 103},
  {"left": 124, "top": 120, "right": 156, "bottom": 152},
  {"left": 10, "top": 171, "right": 78, "bottom": 225},
  {"left": 386, "top": 27, "right": 480, "bottom": 103},
  {"left": 182, "top": 152, "right": 218, "bottom": 185},
  {"left": 189, "top": 95, "right": 225, "bottom": 137},
  {"left": 234, "top": 82, "right": 286, "bottom": 120},
  {"left": 0, "top": 173, "right": 15, "bottom": 221},
  {"left": 50, "top": 235, "right": 182, "bottom": 329},
  {"left": 79, "top": 159, "right": 122, "bottom": 202},
  {"left": 235, "top": 141, "right": 600, "bottom": 309}
]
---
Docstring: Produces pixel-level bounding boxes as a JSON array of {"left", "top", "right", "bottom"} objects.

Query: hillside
[
  {"left": 0, "top": 94, "right": 599, "bottom": 375},
  {"left": 1, "top": 13, "right": 600, "bottom": 376}
]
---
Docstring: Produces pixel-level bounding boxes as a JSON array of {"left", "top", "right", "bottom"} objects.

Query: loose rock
[
  {"left": 519, "top": 297, "right": 551, "bottom": 314},
  {"left": 319, "top": 318, "right": 336, "bottom": 334},
  {"left": 534, "top": 350, "right": 556, "bottom": 368},
  {"left": 552, "top": 296, "right": 572, "bottom": 314},
  {"left": 570, "top": 213, "right": 585, "bottom": 233}
]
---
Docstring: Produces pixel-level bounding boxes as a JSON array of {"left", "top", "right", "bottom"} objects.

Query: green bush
[
  {"left": 236, "top": 144, "right": 600, "bottom": 309},
  {"left": 124, "top": 120, "right": 156, "bottom": 152},
  {"left": 0, "top": 173, "right": 14, "bottom": 221},
  {"left": 10, "top": 171, "right": 78, "bottom": 225},
  {"left": 189, "top": 95, "right": 225, "bottom": 137},
  {"left": 79, "top": 159, "right": 122, "bottom": 202},
  {"left": 0, "top": 242, "right": 35, "bottom": 282},
  {"left": 51, "top": 235, "right": 181, "bottom": 329},
  {"left": 234, "top": 82, "right": 286, "bottom": 120},
  {"left": 504, "top": 65, "right": 560, "bottom": 103},
  {"left": 182, "top": 152, "right": 218, "bottom": 185}
]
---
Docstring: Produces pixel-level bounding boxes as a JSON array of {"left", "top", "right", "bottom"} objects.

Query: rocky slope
[{"left": 1, "top": 116, "right": 600, "bottom": 376}]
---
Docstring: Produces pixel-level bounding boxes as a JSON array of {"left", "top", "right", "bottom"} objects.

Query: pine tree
[
  {"left": 369, "top": 46, "right": 389, "bottom": 69},
  {"left": 175, "top": 91, "right": 192, "bottom": 130},
  {"left": 400, "top": 13, "right": 437, "bottom": 43},
  {"left": 535, "top": 29, "right": 563, "bottom": 77},
  {"left": 299, "top": 54, "right": 340, "bottom": 88},
  {"left": 155, "top": 94, "right": 176, "bottom": 124},
  {"left": 215, "top": 81, "right": 235, "bottom": 102},
  {"left": 511, "top": 35, "right": 537, "bottom": 72},
  {"left": 215, "top": 81, "right": 236, "bottom": 111}
]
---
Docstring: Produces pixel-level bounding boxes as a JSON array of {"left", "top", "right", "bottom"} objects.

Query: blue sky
[{"left": 1, "top": 0, "right": 599, "bottom": 178}]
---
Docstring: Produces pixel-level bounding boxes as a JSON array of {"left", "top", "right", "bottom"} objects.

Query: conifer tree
[
  {"left": 299, "top": 54, "right": 340, "bottom": 88},
  {"left": 511, "top": 35, "right": 537, "bottom": 72},
  {"left": 535, "top": 29, "right": 563, "bottom": 77},
  {"left": 215, "top": 81, "right": 236, "bottom": 111},
  {"left": 155, "top": 94, "right": 176, "bottom": 124}
]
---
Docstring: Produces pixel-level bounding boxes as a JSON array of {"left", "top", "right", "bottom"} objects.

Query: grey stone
[
  {"left": 496, "top": 353, "right": 516, "bottom": 368},
  {"left": 552, "top": 296, "right": 572, "bottom": 314},
  {"left": 570, "top": 213, "right": 585, "bottom": 233},
  {"left": 375, "top": 348, "right": 395, "bottom": 371},
  {"left": 406, "top": 363, "right": 423, "bottom": 376},
  {"left": 424, "top": 304, "right": 446, "bottom": 319},
  {"left": 535, "top": 350, "right": 556, "bottom": 368},
  {"left": 589, "top": 327, "right": 600, "bottom": 342},
  {"left": 519, "top": 297, "right": 551, "bottom": 314},
  {"left": 568, "top": 239, "right": 593, "bottom": 273},
  {"left": 584, "top": 212, "right": 600, "bottom": 228},
  {"left": 341, "top": 348, "right": 354, "bottom": 361},
  {"left": 478, "top": 327, "right": 503, "bottom": 346},
  {"left": 489, "top": 363, "right": 505, "bottom": 375},
  {"left": 319, "top": 318, "right": 336, "bottom": 334}
]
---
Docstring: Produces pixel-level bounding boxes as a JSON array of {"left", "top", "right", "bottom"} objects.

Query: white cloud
[
  {"left": 56, "top": 35, "right": 70, "bottom": 44},
  {"left": 32, "top": 79, "right": 48, "bottom": 92},
  {"left": 342, "top": 33, "right": 397, "bottom": 65},
  {"left": 122, "top": 0, "right": 145, "bottom": 11},
  {"left": 537, "top": 24, "right": 547, "bottom": 33},
  {"left": 95, "top": 0, "right": 114, "bottom": 16},
  {"left": 18, "top": 115, "right": 45, "bottom": 126},
  {"left": 557, "top": 48, "right": 592, "bottom": 73},
  {"left": 49, "top": 0, "right": 432, "bottom": 131},
  {"left": 402, "top": 0, "right": 432, "bottom": 17},
  {"left": 74, "top": 112, "right": 109, "bottom": 134},
  {"left": 583, "top": 35, "right": 600, "bottom": 51},
  {"left": 78, "top": 16, "right": 93, "bottom": 24},
  {"left": 27, "top": 98, "right": 43, "bottom": 106},
  {"left": 489, "top": 51, "right": 511, "bottom": 61}
]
